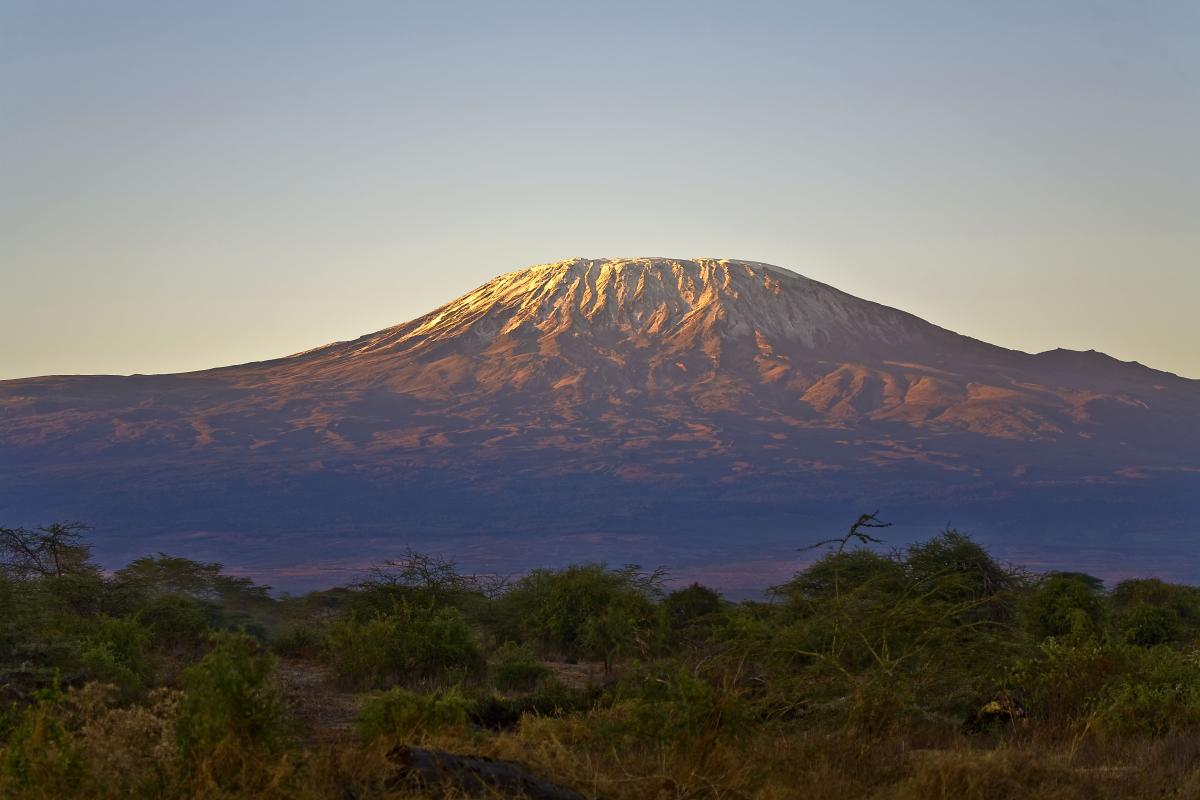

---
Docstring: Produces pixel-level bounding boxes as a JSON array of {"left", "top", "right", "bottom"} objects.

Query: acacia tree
[
  {"left": 772, "top": 519, "right": 1027, "bottom": 727},
  {"left": 115, "top": 554, "right": 271, "bottom": 605},
  {"left": 0, "top": 522, "right": 97, "bottom": 580},
  {"left": 354, "top": 548, "right": 490, "bottom": 615}
]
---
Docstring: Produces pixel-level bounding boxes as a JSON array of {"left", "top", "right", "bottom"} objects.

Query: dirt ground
[
  {"left": 275, "top": 658, "right": 360, "bottom": 744},
  {"left": 542, "top": 660, "right": 610, "bottom": 691}
]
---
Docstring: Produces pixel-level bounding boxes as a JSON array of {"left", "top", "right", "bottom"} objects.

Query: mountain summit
[
  {"left": 217, "top": 256, "right": 1187, "bottom": 442},
  {"left": 311, "top": 257, "right": 951, "bottom": 361},
  {"left": 2, "top": 257, "right": 1197, "bottom": 588}
]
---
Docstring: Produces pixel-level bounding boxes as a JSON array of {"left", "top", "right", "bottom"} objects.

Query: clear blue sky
[{"left": 2, "top": 0, "right": 1197, "bottom": 379}]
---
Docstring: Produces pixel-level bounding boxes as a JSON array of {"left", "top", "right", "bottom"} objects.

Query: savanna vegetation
[{"left": 2, "top": 517, "right": 1200, "bottom": 798}]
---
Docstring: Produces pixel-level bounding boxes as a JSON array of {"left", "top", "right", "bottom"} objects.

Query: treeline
[{"left": 2, "top": 520, "right": 1200, "bottom": 798}]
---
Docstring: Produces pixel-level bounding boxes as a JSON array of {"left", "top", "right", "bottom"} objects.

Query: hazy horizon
[{"left": 3, "top": 1, "right": 1198, "bottom": 380}]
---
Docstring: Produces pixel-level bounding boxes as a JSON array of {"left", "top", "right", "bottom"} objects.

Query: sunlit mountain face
[{"left": 3, "top": 258, "right": 1197, "bottom": 592}]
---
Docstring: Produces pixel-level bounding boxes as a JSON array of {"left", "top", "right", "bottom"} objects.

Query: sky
[{"left": 2, "top": 0, "right": 1197, "bottom": 380}]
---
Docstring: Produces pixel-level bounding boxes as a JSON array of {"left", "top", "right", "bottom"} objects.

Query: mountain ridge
[{"left": 2, "top": 257, "right": 1197, "bottom": 590}]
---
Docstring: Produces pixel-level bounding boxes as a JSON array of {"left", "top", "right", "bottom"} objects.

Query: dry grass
[{"left": 6, "top": 677, "right": 1200, "bottom": 799}]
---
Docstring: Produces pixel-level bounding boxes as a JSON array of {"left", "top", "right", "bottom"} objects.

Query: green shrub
[
  {"left": 1013, "top": 639, "right": 1129, "bottom": 724},
  {"left": 1120, "top": 606, "right": 1182, "bottom": 647},
  {"left": 136, "top": 594, "right": 213, "bottom": 650},
  {"left": 490, "top": 642, "right": 551, "bottom": 692},
  {"left": 1112, "top": 578, "right": 1200, "bottom": 626},
  {"left": 325, "top": 615, "right": 395, "bottom": 688},
  {"left": 271, "top": 623, "right": 326, "bottom": 658},
  {"left": 403, "top": 606, "right": 484, "bottom": 680},
  {"left": 79, "top": 615, "right": 150, "bottom": 693},
  {"left": 175, "top": 632, "right": 290, "bottom": 791},
  {"left": 663, "top": 583, "right": 723, "bottom": 624},
  {"left": 495, "top": 563, "right": 663, "bottom": 671},
  {"left": 325, "top": 606, "right": 482, "bottom": 689},
  {"left": 39, "top": 574, "right": 108, "bottom": 619},
  {"left": 661, "top": 583, "right": 724, "bottom": 646},
  {"left": 356, "top": 686, "right": 471, "bottom": 742},
  {"left": 608, "top": 663, "right": 752, "bottom": 746},
  {"left": 1092, "top": 646, "right": 1200, "bottom": 737},
  {"left": 1025, "top": 575, "right": 1106, "bottom": 641}
]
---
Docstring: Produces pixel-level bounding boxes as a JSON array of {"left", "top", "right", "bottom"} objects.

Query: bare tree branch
[{"left": 799, "top": 511, "right": 892, "bottom": 554}]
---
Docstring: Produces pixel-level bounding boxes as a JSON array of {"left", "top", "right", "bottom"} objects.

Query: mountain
[{"left": 2, "top": 258, "right": 1198, "bottom": 590}]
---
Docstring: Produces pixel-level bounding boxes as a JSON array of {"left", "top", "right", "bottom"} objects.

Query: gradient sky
[{"left": 2, "top": 0, "right": 1197, "bottom": 380}]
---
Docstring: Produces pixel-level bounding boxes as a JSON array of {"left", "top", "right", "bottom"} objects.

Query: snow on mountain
[{"left": 298, "top": 257, "right": 961, "bottom": 361}]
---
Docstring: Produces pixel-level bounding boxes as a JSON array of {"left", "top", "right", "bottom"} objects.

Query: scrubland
[{"left": 3, "top": 520, "right": 1200, "bottom": 799}]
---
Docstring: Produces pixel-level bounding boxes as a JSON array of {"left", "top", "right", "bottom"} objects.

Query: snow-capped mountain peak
[{"left": 335, "top": 257, "right": 951, "bottom": 362}]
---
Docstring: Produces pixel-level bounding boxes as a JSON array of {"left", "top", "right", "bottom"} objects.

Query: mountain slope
[{"left": 2, "top": 258, "right": 1197, "bottom": 589}]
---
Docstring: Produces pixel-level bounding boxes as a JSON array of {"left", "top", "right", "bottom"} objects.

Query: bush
[
  {"left": 0, "top": 682, "right": 200, "bottom": 800},
  {"left": 324, "top": 615, "right": 395, "bottom": 688},
  {"left": 136, "top": 595, "right": 213, "bottom": 651},
  {"left": 497, "top": 564, "right": 662, "bottom": 672},
  {"left": 175, "top": 633, "right": 290, "bottom": 792},
  {"left": 660, "top": 583, "right": 724, "bottom": 647},
  {"left": 78, "top": 615, "right": 150, "bottom": 694},
  {"left": 1025, "top": 575, "right": 1106, "bottom": 640},
  {"left": 609, "top": 663, "right": 752, "bottom": 746},
  {"left": 662, "top": 583, "right": 724, "bottom": 627},
  {"left": 75, "top": 687, "right": 182, "bottom": 800},
  {"left": 271, "top": 623, "right": 326, "bottom": 658},
  {"left": 1112, "top": 578, "right": 1200, "bottom": 625},
  {"left": 490, "top": 642, "right": 551, "bottom": 692},
  {"left": 0, "top": 682, "right": 83, "bottom": 798},
  {"left": 356, "top": 686, "right": 471, "bottom": 742},
  {"left": 1015, "top": 637, "right": 1200, "bottom": 739},
  {"left": 1120, "top": 606, "right": 1182, "bottom": 647},
  {"left": 1092, "top": 646, "right": 1200, "bottom": 737},
  {"left": 325, "top": 606, "right": 483, "bottom": 689},
  {"left": 1013, "top": 639, "right": 1129, "bottom": 725}
]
